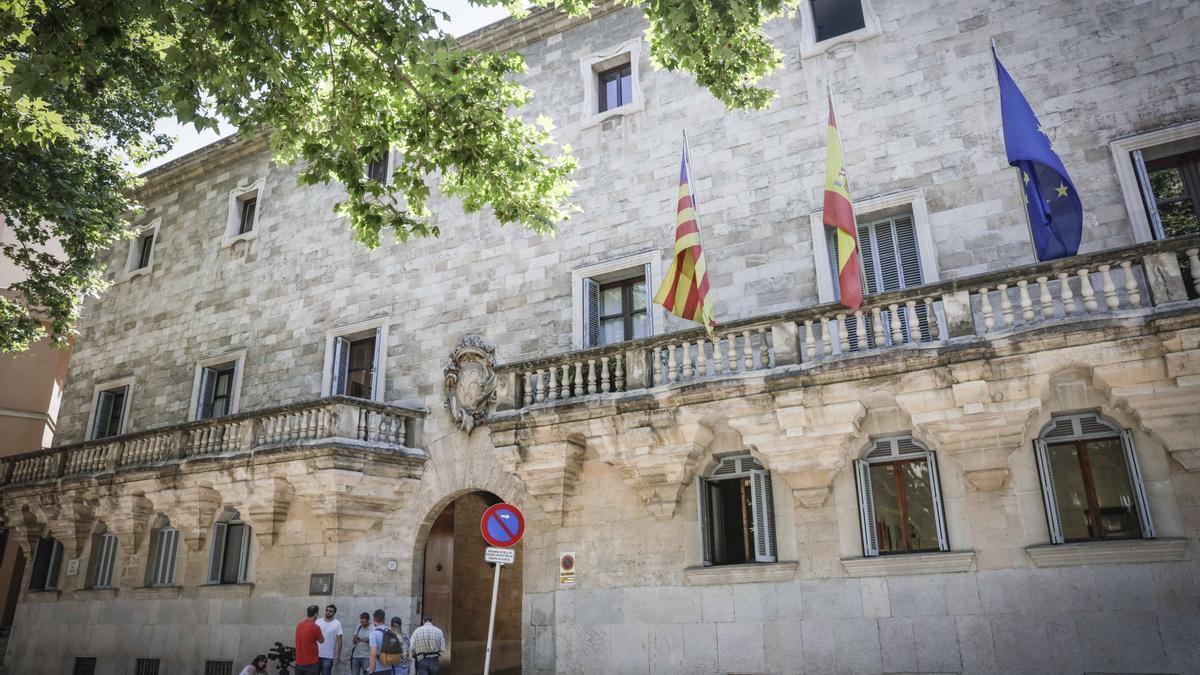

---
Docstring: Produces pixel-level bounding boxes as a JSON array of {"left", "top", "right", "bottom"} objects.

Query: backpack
[{"left": 376, "top": 627, "right": 406, "bottom": 666}]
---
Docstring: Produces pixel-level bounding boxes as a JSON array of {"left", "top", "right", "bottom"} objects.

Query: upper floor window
[
  {"left": 854, "top": 436, "right": 948, "bottom": 557},
  {"left": 588, "top": 272, "right": 649, "bottom": 346},
  {"left": 135, "top": 232, "right": 154, "bottom": 269},
  {"left": 237, "top": 196, "right": 257, "bottom": 235},
  {"left": 366, "top": 153, "right": 391, "bottom": 184},
  {"left": 124, "top": 218, "right": 160, "bottom": 278},
  {"left": 1034, "top": 413, "right": 1155, "bottom": 544},
  {"left": 696, "top": 453, "right": 777, "bottom": 565},
  {"left": 1142, "top": 149, "right": 1200, "bottom": 239},
  {"left": 598, "top": 63, "right": 633, "bottom": 113},
  {"left": 86, "top": 531, "right": 119, "bottom": 589},
  {"left": 190, "top": 351, "right": 245, "bottom": 421},
  {"left": 207, "top": 510, "right": 250, "bottom": 585},
  {"left": 90, "top": 380, "right": 133, "bottom": 440},
  {"left": 811, "top": 0, "right": 865, "bottom": 41},
  {"left": 225, "top": 180, "right": 263, "bottom": 245},
  {"left": 325, "top": 319, "right": 387, "bottom": 401},
  {"left": 29, "top": 535, "right": 63, "bottom": 591},
  {"left": 1110, "top": 120, "right": 1200, "bottom": 244},
  {"left": 145, "top": 520, "right": 180, "bottom": 587}
]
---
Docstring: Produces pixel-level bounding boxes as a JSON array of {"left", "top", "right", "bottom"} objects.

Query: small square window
[
  {"left": 72, "top": 657, "right": 98, "bottom": 675},
  {"left": 310, "top": 573, "right": 334, "bottom": 595},
  {"left": 134, "top": 658, "right": 161, "bottom": 675},
  {"left": 597, "top": 64, "right": 633, "bottom": 113},
  {"left": 811, "top": 0, "right": 866, "bottom": 42}
]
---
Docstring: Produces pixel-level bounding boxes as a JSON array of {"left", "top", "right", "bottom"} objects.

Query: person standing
[
  {"left": 294, "top": 605, "right": 325, "bottom": 675},
  {"left": 349, "top": 612, "right": 372, "bottom": 675},
  {"left": 367, "top": 609, "right": 393, "bottom": 674},
  {"left": 315, "top": 604, "right": 344, "bottom": 675},
  {"left": 409, "top": 616, "right": 445, "bottom": 675},
  {"left": 389, "top": 617, "right": 411, "bottom": 675}
]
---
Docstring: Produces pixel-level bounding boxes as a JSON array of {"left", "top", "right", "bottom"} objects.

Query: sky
[{"left": 138, "top": 0, "right": 514, "bottom": 172}]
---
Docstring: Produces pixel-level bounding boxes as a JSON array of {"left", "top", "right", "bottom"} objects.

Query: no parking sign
[{"left": 480, "top": 503, "right": 524, "bottom": 548}]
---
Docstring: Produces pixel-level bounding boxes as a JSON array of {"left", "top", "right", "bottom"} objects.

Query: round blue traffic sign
[{"left": 480, "top": 503, "right": 525, "bottom": 548}]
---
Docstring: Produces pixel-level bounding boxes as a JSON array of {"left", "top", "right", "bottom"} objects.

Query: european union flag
[{"left": 994, "top": 53, "right": 1082, "bottom": 261}]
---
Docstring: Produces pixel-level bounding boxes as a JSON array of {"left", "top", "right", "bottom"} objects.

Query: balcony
[
  {"left": 0, "top": 396, "right": 426, "bottom": 487},
  {"left": 488, "top": 235, "right": 1200, "bottom": 520}
]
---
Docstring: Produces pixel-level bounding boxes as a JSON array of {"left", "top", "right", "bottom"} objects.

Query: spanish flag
[
  {"left": 654, "top": 140, "right": 716, "bottom": 333},
  {"left": 823, "top": 94, "right": 863, "bottom": 309}
]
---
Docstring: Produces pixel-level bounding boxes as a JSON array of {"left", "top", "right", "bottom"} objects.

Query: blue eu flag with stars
[{"left": 994, "top": 53, "right": 1083, "bottom": 261}]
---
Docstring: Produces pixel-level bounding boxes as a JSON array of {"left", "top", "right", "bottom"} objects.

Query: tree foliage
[{"left": 0, "top": 0, "right": 796, "bottom": 352}]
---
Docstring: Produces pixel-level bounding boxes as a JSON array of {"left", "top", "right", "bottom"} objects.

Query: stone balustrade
[
  {"left": 0, "top": 396, "right": 425, "bottom": 486},
  {"left": 495, "top": 235, "right": 1200, "bottom": 412}
]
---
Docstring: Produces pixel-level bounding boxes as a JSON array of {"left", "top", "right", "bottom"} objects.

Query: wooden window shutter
[
  {"left": 199, "top": 367, "right": 217, "bottom": 419},
  {"left": 162, "top": 528, "right": 179, "bottom": 585},
  {"left": 926, "top": 453, "right": 950, "bottom": 552},
  {"left": 235, "top": 523, "right": 251, "bottom": 583},
  {"left": 584, "top": 278, "right": 600, "bottom": 347},
  {"left": 370, "top": 327, "right": 383, "bottom": 400},
  {"left": 854, "top": 460, "right": 880, "bottom": 556},
  {"left": 93, "top": 391, "right": 114, "bottom": 439},
  {"left": 207, "top": 522, "right": 227, "bottom": 584},
  {"left": 47, "top": 539, "right": 63, "bottom": 589},
  {"left": 695, "top": 476, "right": 714, "bottom": 566},
  {"left": 749, "top": 469, "right": 777, "bottom": 563},
  {"left": 85, "top": 533, "right": 102, "bottom": 587},
  {"left": 1131, "top": 150, "right": 1167, "bottom": 240},
  {"left": 1119, "top": 430, "right": 1156, "bottom": 539},
  {"left": 144, "top": 528, "right": 161, "bottom": 586},
  {"left": 97, "top": 534, "right": 117, "bottom": 587},
  {"left": 332, "top": 337, "right": 350, "bottom": 396},
  {"left": 1033, "top": 440, "right": 1065, "bottom": 544}
]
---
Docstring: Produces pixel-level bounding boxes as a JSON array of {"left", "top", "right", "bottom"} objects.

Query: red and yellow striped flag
[
  {"left": 823, "top": 95, "right": 863, "bottom": 309},
  {"left": 654, "top": 145, "right": 716, "bottom": 333}
]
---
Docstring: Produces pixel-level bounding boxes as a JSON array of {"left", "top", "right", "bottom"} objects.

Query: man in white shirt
[{"left": 315, "top": 604, "right": 344, "bottom": 675}]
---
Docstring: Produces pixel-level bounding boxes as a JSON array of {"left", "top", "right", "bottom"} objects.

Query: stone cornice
[{"left": 457, "top": 1, "right": 626, "bottom": 54}]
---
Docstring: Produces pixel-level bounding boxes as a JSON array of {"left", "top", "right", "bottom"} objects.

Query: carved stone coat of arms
[{"left": 443, "top": 335, "right": 498, "bottom": 433}]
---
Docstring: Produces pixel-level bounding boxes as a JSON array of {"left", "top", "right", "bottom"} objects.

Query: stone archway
[{"left": 417, "top": 490, "right": 522, "bottom": 675}]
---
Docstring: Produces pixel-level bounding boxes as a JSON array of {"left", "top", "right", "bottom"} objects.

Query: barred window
[
  {"left": 134, "top": 658, "right": 160, "bottom": 675},
  {"left": 72, "top": 657, "right": 98, "bottom": 675}
]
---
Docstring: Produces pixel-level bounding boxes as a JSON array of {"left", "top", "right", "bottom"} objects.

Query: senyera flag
[
  {"left": 823, "top": 94, "right": 863, "bottom": 309},
  {"left": 654, "top": 139, "right": 716, "bottom": 333}
]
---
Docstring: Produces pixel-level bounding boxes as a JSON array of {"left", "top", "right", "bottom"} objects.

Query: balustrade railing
[
  {"left": 495, "top": 234, "right": 1200, "bottom": 413},
  {"left": 0, "top": 397, "right": 424, "bottom": 486}
]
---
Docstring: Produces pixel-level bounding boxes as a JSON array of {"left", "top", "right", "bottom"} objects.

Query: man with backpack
[{"left": 368, "top": 608, "right": 407, "bottom": 673}]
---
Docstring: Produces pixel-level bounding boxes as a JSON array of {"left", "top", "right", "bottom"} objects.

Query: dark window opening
[
  {"left": 346, "top": 336, "right": 376, "bottom": 399},
  {"left": 208, "top": 518, "right": 250, "bottom": 585},
  {"left": 706, "top": 476, "right": 754, "bottom": 565},
  {"left": 598, "top": 275, "right": 648, "bottom": 345},
  {"left": 72, "top": 657, "right": 98, "bottom": 675},
  {"left": 204, "top": 661, "right": 234, "bottom": 675},
  {"left": 92, "top": 386, "right": 127, "bottom": 440},
  {"left": 29, "top": 536, "right": 62, "bottom": 591},
  {"left": 598, "top": 63, "right": 633, "bottom": 113},
  {"left": 1143, "top": 150, "right": 1200, "bottom": 239},
  {"left": 134, "top": 658, "right": 161, "bottom": 675},
  {"left": 1046, "top": 437, "right": 1142, "bottom": 542},
  {"left": 135, "top": 233, "right": 154, "bottom": 269},
  {"left": 367, "top": 155, "right": 389, "bottom": 183},
  {"left": 199, "top": 363, "right": 237, "bottom": 419},
  {"left": 811, "top": 0, "right": 866, "bottom": 42},
  {"left": 238, "top": 196, "right": 257, "bottom": 235}
]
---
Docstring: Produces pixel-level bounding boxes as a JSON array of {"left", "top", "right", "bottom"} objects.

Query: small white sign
[
  {"left": 485, "top": 547, "right": 515, "bottom": 565},
  {"left": 66, "top": 559, "right": 80, "bottom": 576}
]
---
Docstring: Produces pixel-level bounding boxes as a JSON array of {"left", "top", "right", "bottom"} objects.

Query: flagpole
[
  {"left": 681, "top": 128, "right": 716, "bottom": 333},
  {"left": 826, "top": 84, "right": 869, "bottom": 289},
  {"left": 992, "top": 39, "right": 1040, "bottom": 262}
]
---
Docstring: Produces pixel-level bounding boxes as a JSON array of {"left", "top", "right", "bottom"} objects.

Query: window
[
  {"left": 124, "top": 218, "right": 160, "bottom": 277},
  {"left": 1110, "top": 120, "right": 1200, "bottom": 243},
  {"left": 86, "top": 531, "right": 118, "bottom": 589},
  {"left": 225, "top": 180, "right": 263, "bottom": 245},
  {"left": 145, "top": 522, "right": 180, "bottom": 587},
  {"left": 696, "top": 454, "right": 777, "bottom": 565},
  {"left": 204, "top": 661, "right": 234, "bottom": 675},
  {"left": 810, "top": 0, "right": 865, "bottom": 42},
  {"left": 28, "top": 536, "right": 63, "bottom": 591},
  {"left": 134, "top": 658, "right": 161, "bottom": 675},
  {"left": 207, "top": 511, "right": 250, "bottom": 585},
  {"left": 587, "top": 273, "right": 649, "bottom": 346},
  {"left": 90, "top": 384, "right": 130, "bottom": 440},
  {"left": 826, "top": 212, "right": 933, "bottom": 343},
  {"left": 72, "top": 657, "right": 98, "bottom": 675},
  {"left": 1034, "top": 413, "right": 1155, "bottom": 544},
  {"left": 799, "top": 0, "right": 880, "bottom": 58},
  {"left": 854, "top": 436, "right": 949, "bottom": 557},
  {"left": 198, "top": 363, "right": 236, "bottom": 419},
  {"left": 366, "top": 154, "right": 390, "bottom": 184},
  {"left": 324, "top": 319, "right": 387, "bottom": 400},
  {"left": 597, "top": 63, "right": 633, "bottom": 113}
]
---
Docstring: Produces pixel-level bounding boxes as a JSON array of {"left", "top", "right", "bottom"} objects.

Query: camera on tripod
[{"left": 267, "top": 642, "right": 296, "bottom": 674}]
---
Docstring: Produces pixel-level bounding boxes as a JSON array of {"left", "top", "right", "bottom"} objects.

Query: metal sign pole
[{"left": 482, "top": 561, "right": 502, "bottom": 674}]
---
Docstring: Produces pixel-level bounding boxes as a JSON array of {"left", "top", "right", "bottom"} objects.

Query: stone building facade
[{"left": 3, "top": 1, "right": 1200, "bottom": 673}]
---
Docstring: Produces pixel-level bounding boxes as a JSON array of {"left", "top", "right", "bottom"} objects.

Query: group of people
[{"left": 239, "top": 604, "right": 446, "bottom": 675}]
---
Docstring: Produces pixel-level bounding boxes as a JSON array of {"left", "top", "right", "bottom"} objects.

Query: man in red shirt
[{"left": 294, "top": 604, "right": 325, "bottom": 674}]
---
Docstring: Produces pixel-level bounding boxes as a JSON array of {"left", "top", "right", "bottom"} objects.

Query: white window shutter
[
  {"left": 858, "top": 221, "right": 880, "bottom": 294},
  {"left": 1033, "top": 440, "right": 1065, "bottom": 544},
  {"left": 695, "top": 476, "right": 713, "bottom": 566},
  {"left": 1119, "top": 430, "right": 1156, "bottom": 539},
  {"left": 854, "top": 459, "right": 880, "bottom": 557},
  {"left": 584, "top": 278, "right": 600, "bottom": 347},
  {"left": 893, "top": 216, "right": 923, "bottom": 287},
  {"left": 643, "top": 262, "right": 654, "bottom": 334},
  {"left": 236, "top": 524, "right": 251, "bottom": 583},
  {"left": 163, "top": 528, "right": 179, "bottom": 585},
  {"left": 1131, "top": 150, "right": 1166, "bottom": 241},
  {"left": 99, "top": 534, "right": 117, "bottom": 587},
  {"left": 207, "top": 522, "right": 227, "bottom": 584},
  {"left": 749, "top": 469, "right": 777, "bottom": 563},
  {"left": 370, "top": 327, "right": 383, "bottom": 400},
  {"left": 93, "top": 391, "right": 114, "bottom": 439},
  {"left": 926, "top": 453, "right": 950, "bottom": 552},
  {"left": 332, "top": 336, "right": 350, "bottom": 396},
  {"left": 199, "top": 367, "right": 217, "bottom": 419}
]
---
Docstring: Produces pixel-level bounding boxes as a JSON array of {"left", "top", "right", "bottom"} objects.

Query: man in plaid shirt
[{"left": 408, "top": 616, "right": 446, "bottom": 675}]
